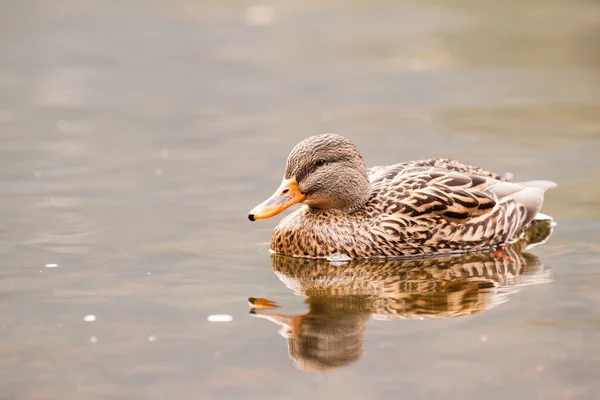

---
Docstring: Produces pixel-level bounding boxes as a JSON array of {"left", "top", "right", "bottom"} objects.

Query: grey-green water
[{"left": 1, "top": 0, "right": 600, "bottom": 399}]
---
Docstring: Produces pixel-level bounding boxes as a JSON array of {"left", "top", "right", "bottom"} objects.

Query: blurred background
[{"left": 1, "top": 0, "right": 599, "bottom": 399}]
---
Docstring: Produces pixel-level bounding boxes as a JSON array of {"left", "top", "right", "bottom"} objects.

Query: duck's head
[{"left": 249, "top": 134, "right": 372, "bottom": 221}]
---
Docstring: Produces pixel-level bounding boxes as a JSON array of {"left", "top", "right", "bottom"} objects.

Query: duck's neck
[
  {"left": 305, "top": 168, "right": 372, "bottom": 213},
  {"left": 339, "top": 174, "right": 372, "bottom": 212}
]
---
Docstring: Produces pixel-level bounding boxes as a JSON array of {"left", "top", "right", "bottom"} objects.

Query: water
[{"left": 1, "top": 0, "right": 599, "bottom": 399}]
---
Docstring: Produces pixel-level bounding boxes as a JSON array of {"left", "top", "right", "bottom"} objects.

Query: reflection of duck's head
[
  {"left": 250, "top": 296, "right": 370, "bottom": 372},
  {"left": 286, "top": 296, "right": 371, "bottom": 372},
  {"left": 251, "top": 220, "right": 554, "bottom": 371}
]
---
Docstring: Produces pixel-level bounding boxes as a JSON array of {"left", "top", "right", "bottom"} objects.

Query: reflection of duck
[
  {"left": 249, "top": 134, "right": 555, "bottom": 258},
  {"left": 249, "top": 220, "right": 554, "bottom": 372}
]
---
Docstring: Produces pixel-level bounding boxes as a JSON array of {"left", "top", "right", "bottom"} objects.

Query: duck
[{"left": 248, "top": 134, "right": 556, "bottom": 259}]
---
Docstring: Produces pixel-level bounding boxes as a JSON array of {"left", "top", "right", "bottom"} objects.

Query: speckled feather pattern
[{"left": 270, "top": 158, "right": 542, "bottom": 258}]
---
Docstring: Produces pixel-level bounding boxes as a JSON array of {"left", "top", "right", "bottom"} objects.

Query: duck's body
[{"left": 250, "top": 134, "right": 555, "bottom": 259}]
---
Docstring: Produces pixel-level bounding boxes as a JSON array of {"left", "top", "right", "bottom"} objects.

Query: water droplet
[
  {"left": 89, "top": 336, "right": 98, "bottom": 343},
  {"left": 45, "top": 263, "right": 58, "bottom": 268},
  {"left": 84, "top": 315, "right": 96, "bottom": 322},
  {"left": 148, "top": 335, "right": 157, "bottom": 342},
  {"left": 327, "top": 253, "right": 352, "bottom": 262},
  {"left": 479, "top": 335, "right": 488, "bottom": 342},
  {"left": 207, "top": 314, "right": 233, "bottom": 322}
]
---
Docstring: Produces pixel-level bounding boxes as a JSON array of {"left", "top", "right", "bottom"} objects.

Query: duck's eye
[{"left": 315, "top": 159, "right": 326, "bottom": 167}]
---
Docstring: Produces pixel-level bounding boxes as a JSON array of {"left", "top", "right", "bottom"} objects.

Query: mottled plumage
[{"left": 250, "top": 134, "right": 556, "bottom": 259}]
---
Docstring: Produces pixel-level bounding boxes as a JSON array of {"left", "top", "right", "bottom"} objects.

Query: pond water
[{"left": 1, "top": 0, "right": 599, "bottom": 399}]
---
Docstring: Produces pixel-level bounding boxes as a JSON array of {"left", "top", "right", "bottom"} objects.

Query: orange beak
[{"left": 248, "top": 177, "right": 306, "bottom": 221}]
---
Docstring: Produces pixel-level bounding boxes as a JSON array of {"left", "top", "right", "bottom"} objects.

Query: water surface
[{"left": 1, "top": 0, "right": 600, "bottom": 399}]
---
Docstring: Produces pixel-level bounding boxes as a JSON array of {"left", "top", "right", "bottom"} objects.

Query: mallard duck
[{"left": 248, "top": 134, "right": 556, "bottom": 258}]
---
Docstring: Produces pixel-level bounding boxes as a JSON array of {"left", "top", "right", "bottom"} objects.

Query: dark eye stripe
[{"left": 297, "top": 158, "right": 341, "bottom": 182}]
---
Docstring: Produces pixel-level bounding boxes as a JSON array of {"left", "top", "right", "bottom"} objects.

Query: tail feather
[
  {"left": 513, "top": 180, "right": 557, "bottom": 191},
  {"left": 490, "top": 180, "right": 556, "bottom": 227},
  {"left": 513, "top": 181, "right": 556, "bottom": 226}
]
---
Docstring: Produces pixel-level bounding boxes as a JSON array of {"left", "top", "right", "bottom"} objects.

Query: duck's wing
[
  {"left": 368, "top": 158, "right": 506, "bottom": 185},
  {"left": 372, "top": 167, "right": 555, "bottom": 249},
  {"left": 393, "top": 170, "right": 500, "bottom": 222}
]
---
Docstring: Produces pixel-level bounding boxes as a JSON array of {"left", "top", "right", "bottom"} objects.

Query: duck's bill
[{"left": 248, "top": 177, "right": 306, "bottom": 221}]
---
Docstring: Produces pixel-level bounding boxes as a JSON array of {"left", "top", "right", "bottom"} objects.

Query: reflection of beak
[
  {"left": 248, "top": 310, "right": 304, "bottom": 338},
  {"left": 248, "top": 177, "right": 306, "bottom": 221},
  {"left": 248, "top": 297, "right": 280, "bottom": 309}
]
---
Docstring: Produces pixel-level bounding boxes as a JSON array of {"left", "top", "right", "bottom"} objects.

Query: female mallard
[{"left": 248, "top": 134, "right": 555, "bottom": 259}]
